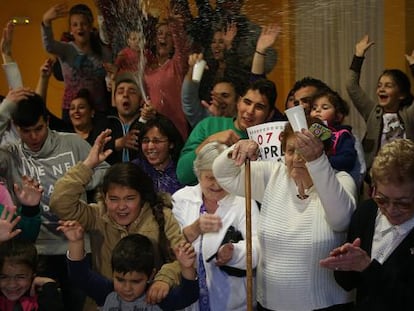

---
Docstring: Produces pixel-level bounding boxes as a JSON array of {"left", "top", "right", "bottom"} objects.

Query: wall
[
  {"left": 2, "top": 1, "right": 412, "bottom": 117},
  {"left": 0, "top": 0, "right": 288, "bottom": 116}
]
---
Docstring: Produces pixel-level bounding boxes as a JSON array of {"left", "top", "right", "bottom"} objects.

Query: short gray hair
[{"left": 193, "top": 141, "right": 228, "bottom": 178}]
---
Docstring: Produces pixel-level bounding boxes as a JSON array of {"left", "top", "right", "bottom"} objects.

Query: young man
[
  {"left": 177, "top": 78, "right": 276, "bottom": 185},
  {"left": 0, "top": 93, "right": 109, "bottom": 310},
  {"left": 104, "top": 73, "right": 156, "bottom": 164}
]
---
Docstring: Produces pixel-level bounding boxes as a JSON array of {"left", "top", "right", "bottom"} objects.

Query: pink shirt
[{"left": 144, "top": 21, "right": 190, "bottom": 139}]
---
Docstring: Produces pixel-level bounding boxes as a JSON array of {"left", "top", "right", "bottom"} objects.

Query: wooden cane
[{"left": 245, "top": 158, "right": 253, "bottom": 311}]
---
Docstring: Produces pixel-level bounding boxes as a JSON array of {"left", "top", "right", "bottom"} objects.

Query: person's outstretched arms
[
  {"left": 182, "top": 53, "right": 209, "bottom": 127},
  {"left": 1, "top": 21, "right": 14, "bottom": 63},
  {"left": 35, "top": 58, "right": 54, "bottom": 101},
  {"left": 405, "top": 49, "right": 414, "bottom": 77},
  {"left": 0, "top": 205, "right": 21, "bottom": 242},
  {"left": 14, "top": 175, "right": 43, "bottom": 242},
  {"left": 251, "top": 23, "right": 281, "bottom": 75},
  {"left": 346, "top": 35, "right": 376, "bottom": 120}
]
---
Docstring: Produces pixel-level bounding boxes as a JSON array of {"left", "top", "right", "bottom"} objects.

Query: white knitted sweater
[{"left": 213, "top": 150, "right": 357, "bottom": 310}]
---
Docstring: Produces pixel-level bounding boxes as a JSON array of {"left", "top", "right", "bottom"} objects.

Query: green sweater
[{"left": 176, "top": 117, "right": 247, "bottom": 185}]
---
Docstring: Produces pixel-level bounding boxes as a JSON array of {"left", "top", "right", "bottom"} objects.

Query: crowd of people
[{"left": 1, "top": 0, "right": 414, "bottom": 311}]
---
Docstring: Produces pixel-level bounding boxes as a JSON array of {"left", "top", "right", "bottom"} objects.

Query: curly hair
[{"left": 371, "top": 139, "right": 414, "bottom": 185}]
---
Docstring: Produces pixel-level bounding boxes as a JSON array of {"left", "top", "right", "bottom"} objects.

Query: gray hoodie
[{"left": 3, "top": 129, "right": 109, "bottom": 254}]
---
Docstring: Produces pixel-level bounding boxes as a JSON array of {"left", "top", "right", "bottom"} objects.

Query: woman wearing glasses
[
  {"left": 320, "top": 138, "right": 414, "bottom": 310},
  {"left": 131, "top": 115, "right": 184, "bottom": 195}
]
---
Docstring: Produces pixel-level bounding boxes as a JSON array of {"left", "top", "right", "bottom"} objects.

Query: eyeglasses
[
  {"left": 141, "top": 138, "right": 168, "bottom": 145},
  {"left": 0, "top": 274, "right": 33, "bottom": 283},
  {"left": 373, "top": 193, "right": 414, "bottom": 212}
]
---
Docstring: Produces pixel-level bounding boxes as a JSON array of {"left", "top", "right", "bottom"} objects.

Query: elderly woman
[
  {"left": 172, "top": 142, "right": 260, "bottom": 311},
  {"left": 320, "top": 138, "right": 414, "bottom": 310},
  {"left": 212, "top": 121, "right": 357, "bottom": 311}
]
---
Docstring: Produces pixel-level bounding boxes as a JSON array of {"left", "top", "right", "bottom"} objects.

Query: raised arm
[
  {"left": 251, "top": 24, "right": 281, "bottom": 75},
  {"left": 181, "top": 53, "right": 209, "bottom": 127},
  {"left": 345, "top": 35, "right": 377, "bottom": 120},
  {"left": 41, "top": 3, "right": 71, "bottom": 56},
  {"left": 1, "top": 21, "right": 14, "bottom": 63}
]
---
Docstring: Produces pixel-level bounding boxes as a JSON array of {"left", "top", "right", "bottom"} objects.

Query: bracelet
[{"left": 255, "top": 50, "right": 266, "bottom": 56}]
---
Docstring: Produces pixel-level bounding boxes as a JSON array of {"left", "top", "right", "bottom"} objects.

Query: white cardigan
[
  {"left": 212, "top": 149, "right": 357, "bottom": 311},
  {"left": 172, "top": 184, "right": 260, "bottom": 311}
]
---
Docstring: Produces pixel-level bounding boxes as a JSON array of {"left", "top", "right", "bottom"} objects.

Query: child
[
  {"left": 41, "top": 3, "right": 111, "bottom": 123},
  {"left": 346, "top": 35, "right": 414, "bottom": 174},
  {"left": 310, "top": 89, "right": 361, "bottom": 186},
  {"left": 49, "top": 129, "right": 186, "bottom": 304},
  {"left": 58, "top": 220, "right": 199, "bottom": 310},
  {"left": 0, "top": 238, "right": 63, "bottom": 311}
]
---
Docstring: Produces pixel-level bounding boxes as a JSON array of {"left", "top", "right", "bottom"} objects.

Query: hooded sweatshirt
[{"left": 3, "top": 129, "right": 109, "bottom": 254}]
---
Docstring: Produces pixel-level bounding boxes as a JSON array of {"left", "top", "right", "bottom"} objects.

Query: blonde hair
[{"left": 371, "top": 139, "right": 414, "bottom": 185}]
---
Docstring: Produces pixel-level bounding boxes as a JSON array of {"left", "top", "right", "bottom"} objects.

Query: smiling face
[
  {"left": 0, "top": 261, "right": 33, "bottom": 302},
  {"left": 373, "top": 182, "right": 414, "bottom": 225},
  {"left": 156, "top": 24, "right": 173, "bottom": 58},
  {"left": 210, "top": 31, "right": 225, "bottom": 60},
  {"left": 113, "top": 270, "right": 150, "bottom": 302},
  {"left": 127, "top": 31, "right": 141, "bottom": 51},
  {"left": 69, "top": 14, "right": 92, "bottom": 46},
  {"left": 235, "top": 89, "right": 271, "bottom": 131},
  {"left": 376, "top": 74, "right": 404, "bottom": 112},
  {"left": 105, "top": 185, "right": 142, "bottom": 226},
  {"left": 310, "top": 95, "right": 337, "bottom": 125},
  {"left": 114, "top": 82, "right": 142, "bottom": 123},
  {"left": 141, "top": 127, "right": 172, "bottom": 170},
  {"left": 199, "top": 170, "right": 227, "bottom": 202},
  {"left": 69, "top": 97, "right": 94, "bottom": 129}
]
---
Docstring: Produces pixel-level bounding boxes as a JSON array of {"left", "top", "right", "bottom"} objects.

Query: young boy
[{"left": 59, "top": 220, "right": 199, "bottom": 310}]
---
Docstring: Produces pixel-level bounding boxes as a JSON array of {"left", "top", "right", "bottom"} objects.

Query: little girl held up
[{"left": 310, "top": 89, "right": 363, "bottom": 187}]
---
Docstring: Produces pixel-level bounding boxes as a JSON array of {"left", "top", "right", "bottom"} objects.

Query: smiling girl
[
  {"left": 346, "top": 35, "right": 414, "bottom": 172},
  {"left": 49, "top": 129, "right": 185, "bottom": 305},
  {"left": 42, "top": 3, "right": 111, "bottom": 123}
]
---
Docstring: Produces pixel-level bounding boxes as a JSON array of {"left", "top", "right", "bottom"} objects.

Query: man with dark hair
[
  {"left": 177, "top": 78, "right": 276, "bottom": 185},
  {"left": 0, "top": 92, "right": 109, "bottom": 311},
  {"left": 287, "top": 76, "right": 332, "bottom": 114},
  {"left": 103, "top": 73, "right": 156, "bottom": 164}
]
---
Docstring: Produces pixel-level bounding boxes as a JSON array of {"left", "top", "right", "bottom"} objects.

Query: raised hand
[
  {"left": 355, "top": 34, "right": 374, "bottom": 57},
  {"left": 295, "top": 129, "right": 324, "bottom": 162},
  {"left": 43, "top": 3, "right": 69, "bottom": 26},
  {"left": 223, "top": 22, "right": 237, "bottom": 50},
  {"left": 405, "top": 50, "right": 414, "bottom": 66},
  {"left": 140, "top": 99, "right": 157, "bottom": 121},
  {"left": 1, "top": 21, "right": 14, "bottom": 62},
  {"left": 256, "top": 23, "right": 281, "bottom": 52},
  {"left": 14, "top": 175, "right": 43, "bottom": 207},
  {"left": 57, "top": 220, "right": 85, "bottom": 242},
  {"left": 83, "top": 129, "right": 113, "bottom": 169},
  {"left": 39, "top": 58, "right": 54, "bottom": 79},
  {"left": 0, "top": 205, "right": 21, "bottom": 242}
]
